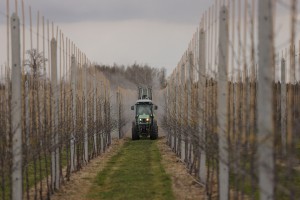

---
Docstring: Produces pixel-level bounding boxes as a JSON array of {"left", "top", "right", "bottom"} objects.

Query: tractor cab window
[{"left": 137, "top": 104, "right": 152, "bottom": 115}]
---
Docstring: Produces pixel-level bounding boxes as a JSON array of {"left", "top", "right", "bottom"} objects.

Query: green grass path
[{"left": 87, "top": 139, "right": 175, "bottom": 200}]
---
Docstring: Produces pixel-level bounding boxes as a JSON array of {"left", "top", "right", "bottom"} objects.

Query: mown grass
[
  {"left": 87, "top": 139, "right": 174, "bottom": 200},
  {"left": 0, "top": 146, "right": 69, "bottom": 200},
  {"left": 24, "top": 146, "right": 69, "bottom": 189},
  {"left": 229, "top": 158, "right": 300, "bottom": 199}
]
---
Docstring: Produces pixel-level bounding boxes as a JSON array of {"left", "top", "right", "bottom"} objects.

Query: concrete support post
[
  {"left": 281, "top": 58, "right": 286, "bottom": 156},
  {"left": 119, "top": 91, "right": 122, "bottom": 139},
  {"left": 184, "top": 54, "right": 190, "bottom": 163},
  {"left": 218, "top": 6, "right": 229, "bottom": 200},
  {"left": 117, "top": 89, "right": 122, "bottom": 139},
  {"left": 93, "top": 67, "right": 97, "bottom": 153},
  {"left": 170, "top": 77, "right": 174, "bottom": 150},
  {"left": 180, "top": 62, "right": 186, "bottom": 161},
  {"left": 11, "top": 13, "right": 22, "bottom": 200},
  {"left": 83, "top": 63, "right": 88, "bottom": 163},
  {"left": 70, "top": 55, "right": 77, "bottom": 172},
  {"left": 187, "top": 52, "right": 193, "bottom": 166},
  {"left": 106, "top": 85, "right": 112, "bottom": 146},
  {"left": 166, "top": 84, "right": 170, "bottom": 145},
  {"left": 176, "top": 67, "right": 181, "bottom": 155},
  {"left": 25, "top": 79, "right": 30, "bottom": 147},
  {"left": 199, "top": 28, "right": 207, "bottom": 184},
  {"left": 169, "top": 77, "right": 172, "bottom": 147},
  {"left": 257, "top": 0, "right": 275, "bottom": 199},
  {"left": 173, "top": 76, "right": 177, "bottom": 152},
  {"left": 51, "top": 38, "right": 60, "bottom": 190},
  {"left": 98, "top": 81, "right": 103, "bottom": 153}
]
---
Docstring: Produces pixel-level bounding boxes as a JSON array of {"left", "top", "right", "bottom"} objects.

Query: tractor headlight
[{"left": 146, "top": 118, "right": 150, "bottom": 122}]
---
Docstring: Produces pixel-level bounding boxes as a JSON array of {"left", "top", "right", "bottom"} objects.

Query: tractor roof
[{"left": 136, "top": 99, "right": 153, "bottom": 104}]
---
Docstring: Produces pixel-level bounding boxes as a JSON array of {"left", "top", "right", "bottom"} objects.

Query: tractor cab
[{"left": 131, "top": 87, "right": 158, "bottom": 140}]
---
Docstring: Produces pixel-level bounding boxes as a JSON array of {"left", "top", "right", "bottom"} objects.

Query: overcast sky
[
  {"left": 4, "top": 0, "right": 210, "bottom": 75},
  {"left": 0, "top": 1, "right": 298, "bottom": 77},
  {"left": 25, "top": 0, "right": 209, "bottom": 24}
]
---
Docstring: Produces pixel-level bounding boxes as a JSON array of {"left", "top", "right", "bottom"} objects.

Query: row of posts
[
  {"left": 166, "top": 3, "right": 284, "bottom": 200},
  {"left": 10, "top": 13, "right": 111, "bottom": 200}
]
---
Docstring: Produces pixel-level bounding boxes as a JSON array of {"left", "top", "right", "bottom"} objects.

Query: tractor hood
[{"left": 138, "top": 114, "right": 151, "bottom": 123}]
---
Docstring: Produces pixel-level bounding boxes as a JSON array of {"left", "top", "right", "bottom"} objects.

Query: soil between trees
[{"left": 50, "top": 137, "right": 205, "bottom": 200}]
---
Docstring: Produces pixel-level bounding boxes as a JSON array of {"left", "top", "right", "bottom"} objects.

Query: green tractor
[{"left": 131, "top": 87, "right": 158, "bottom": 140}]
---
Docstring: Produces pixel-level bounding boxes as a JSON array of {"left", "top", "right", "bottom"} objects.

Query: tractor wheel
[
  {"left": 132, "top": 126, "right": 140, "bottom": 140},
  {"left": 150, "top": 122, "right": 158, "bottom": 140}
]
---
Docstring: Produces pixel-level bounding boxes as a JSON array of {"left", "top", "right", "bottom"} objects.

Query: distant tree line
[{"left": 95, "top": 63, "right": 167, "bottom": 89}]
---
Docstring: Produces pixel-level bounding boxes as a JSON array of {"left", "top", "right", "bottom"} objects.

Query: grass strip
[
  {"left": 87, "top": 139, "right": 174, "bottom": 200},
  {"left": 0, "top": 146, "right": 69, "bottom": 199}
]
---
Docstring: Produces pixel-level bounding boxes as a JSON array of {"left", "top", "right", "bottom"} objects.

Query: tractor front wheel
[
  {"left": 132, "top": 124, "right": 140, "bottom": 140},
  {"left": 150, "top": 122, "right": 158, "bottom": 140}
]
